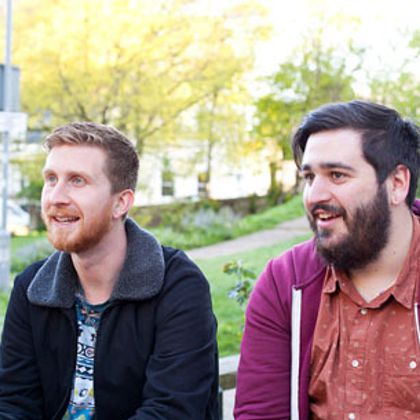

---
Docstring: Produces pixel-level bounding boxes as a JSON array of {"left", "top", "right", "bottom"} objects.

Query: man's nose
[
  {"left": 44, "top": 181, "right": 70, "bottom": 205},
  {"left": 305, "top": 177, "right": 333, "bottom": 207}
]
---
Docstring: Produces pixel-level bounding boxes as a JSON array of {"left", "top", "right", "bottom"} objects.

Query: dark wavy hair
[{"left": 292, "top": 100, "right": 420, "bottom": 206}]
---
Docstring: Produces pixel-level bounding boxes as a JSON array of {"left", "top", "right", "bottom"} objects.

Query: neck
[
  {"left": 71, "top": 221, "right": 127, "bottom": 304},
  {"left": 350, "top": 207, "right": 413, "bottom": 302}
]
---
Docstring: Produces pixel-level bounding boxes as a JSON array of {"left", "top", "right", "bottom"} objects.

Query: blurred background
[
  {"left": 1, "top": 0, "right": 418, "bottom": 226},
  {"left": 0, "top": 0, "right": 419, "bottom": 363}
]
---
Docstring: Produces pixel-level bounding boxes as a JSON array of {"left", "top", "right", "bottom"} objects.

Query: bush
[
  {"left": 147, "top": 194, "right": 305, "bottom": 249},
  {"left": 12, "top": 239, "right": 53, "bottom": 274},
  {"left": 223, "top": 260, "right": 257, "bottom": 308}
]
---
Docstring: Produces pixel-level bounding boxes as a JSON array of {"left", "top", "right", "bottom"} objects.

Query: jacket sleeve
[
  {"left": 234, "top": 258, "right": 293, "bottom": 420},
  {"left": 130, "top": 250, "right": 218, "bottom": 419},
  {"left": 0, "top": 275, "right": 44, "bottom": 418}
]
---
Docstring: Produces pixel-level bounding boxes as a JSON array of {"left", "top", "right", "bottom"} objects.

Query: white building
[
  {"left": 9, "top": 136, "right": 296, "bottom": 208},
  {"left": 136, "top": 141, "right": 296, "bottom": 206}
]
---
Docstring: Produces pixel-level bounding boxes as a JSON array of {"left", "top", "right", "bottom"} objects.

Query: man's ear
[
  {"left": 113, "top": 189, "right": 135, "bottom": 219},
  {"left": 387, "top": 164, "right": 410, "bottom": 206}
]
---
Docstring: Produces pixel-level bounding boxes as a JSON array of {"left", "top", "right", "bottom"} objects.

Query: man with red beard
[
  {"left": 0, "top": 123, "right": 219, "bottom": 419},
  {"left": 235, "top": 101, "right": 420, "bottom": 419}
]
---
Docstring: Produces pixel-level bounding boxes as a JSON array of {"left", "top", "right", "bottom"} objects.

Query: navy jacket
[{"left": 0, "top": 219, "right": 219, "bottom": 419}]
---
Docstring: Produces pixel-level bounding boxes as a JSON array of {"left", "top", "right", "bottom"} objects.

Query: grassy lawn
[
  {"left": 232, "top": 194, "right": 305, "bottom": 237},
  {"left": 195, "top": 234, "right": 311, "bottom": 357},
  {"left": 10, "top": 231, "right": 47, "bottom": 254},
  {"left": 149, "top": 194, "right": 305, "bottom": 250}
]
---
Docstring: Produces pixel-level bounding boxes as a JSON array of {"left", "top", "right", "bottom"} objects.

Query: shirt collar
[{"left": 322, "top": 214, "right": 420, "bottom": 310}]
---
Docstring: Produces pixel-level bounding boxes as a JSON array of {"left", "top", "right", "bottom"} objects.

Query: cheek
[
  {"left": 302, "top": 187, "right": 311, "bottom": 211},
  {"left": 40, "top": 188, "right": 49, "bottom": 209}
]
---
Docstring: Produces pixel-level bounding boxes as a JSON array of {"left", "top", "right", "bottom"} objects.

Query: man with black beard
[
  {"left": 308, "top": 179, "right": 391, "bottom": 273},
  {"left": 0, "top": 122, "right": 219, "bottom": 419},
  {"left": 235, "top": 101, "right": 420, "bottom": 419}
]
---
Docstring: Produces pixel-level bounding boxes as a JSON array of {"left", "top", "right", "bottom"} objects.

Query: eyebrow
[
  {"left": 42, "top": 168, "right": 91, "bottom": 180},
  {"left": 300, "top": 162, "right": 356, "bottom": 172}
]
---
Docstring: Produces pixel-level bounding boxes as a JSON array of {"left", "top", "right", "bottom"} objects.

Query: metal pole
[
  {"left": 3, "top": 0, "right": 12, "bottom": 228},
  {"left": 0, "top": 0, "right": 13, "bottom": 290}
]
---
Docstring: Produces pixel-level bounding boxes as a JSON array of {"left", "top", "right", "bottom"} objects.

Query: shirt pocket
[{"left": 383, "top": 352, "right": 420, "bottom": 412}]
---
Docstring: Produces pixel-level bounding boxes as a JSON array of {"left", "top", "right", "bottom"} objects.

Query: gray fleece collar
[{"left": 27, "top": 218, "right": 165, "bottom": 308}]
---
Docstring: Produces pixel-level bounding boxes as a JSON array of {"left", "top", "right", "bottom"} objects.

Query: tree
[
  {"left": 12, "top": 152, "right": 45, "bottom": 202},
  {"left": 369, "top": 30, "right": 420, "bottom": 121},
  {"left": 188, "top": 80, "right": 251, "bottom": 197},
  {"left": 253, "top": 34, "right": 360, "bottom": 202},
  {"left": 13, "top": 0, "right": 268, "bottom": 156}
]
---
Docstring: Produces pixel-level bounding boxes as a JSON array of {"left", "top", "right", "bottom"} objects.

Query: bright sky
[{"left": 256, "top": 0, "right": 419, "bottom": 76}]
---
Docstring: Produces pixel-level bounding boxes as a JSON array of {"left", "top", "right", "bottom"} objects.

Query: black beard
[{"left": 308, "top": 184, "right": 391, "bottom": 273}]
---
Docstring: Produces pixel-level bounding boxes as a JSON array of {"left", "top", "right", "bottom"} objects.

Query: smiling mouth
[
  {"left": 316, "top": 212, "right": 341, "bottom": 222},
  {"left": 310, "top": 205, "right": 345, "bottom": 227},
  {"left": 50, "top": 215, "right": 80, "bottom": 224}
]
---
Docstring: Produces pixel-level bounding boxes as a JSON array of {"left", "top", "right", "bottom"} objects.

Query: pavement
[
  {"left": 187, "top": 216, "right": 311, "bottom": 261},
  {"left": 186, "top": 216, "right": 312, "bottom": 419}
]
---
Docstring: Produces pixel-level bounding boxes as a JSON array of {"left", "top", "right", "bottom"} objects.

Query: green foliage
[
  {"left": 12, "top": 153, "right": 45, "bottom": 202},
  {"left": 223, "top": 260, "right": 256, "bottom": 308},
  {"left": 369, "top": 31, "right": 419, "bottom": 122},
  {"left": 233, "top": 194, "right": 304, "bottom": 236},
  {"left": 196, "top": 234, "right": 311, "bottom": 356},
  {"left": 10, "top": 233, "right": 51, "bottom": 275},
  {"left": 0, "top": 292, "right": 9, "bottom": 332},
  {"left": 147, "top": 194, "right": 305, "bottom": 249},
  {"left": 130, "top": 199, "right": 222, "bottom": 229},
  {"left": 252, "top": 33, "right": 360, "bottom": 197},
  {"left": 14, "top": 0, "right": 268, "bottom": 155},
  {"left": 0, "top": 234, "right": 51, "bottom": 331},
  {"left": 12, "top": 239, "right": 52, "bottom": 274}
]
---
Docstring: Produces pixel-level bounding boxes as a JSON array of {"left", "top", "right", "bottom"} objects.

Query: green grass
[
  {"left": 195, "top": 234, "right": 311, "bottom": 356},
  {"left": 232, "top": 194, "right": 305, "bottom": 236},
  {"left": 11, "top": 231, "right": 47, "bottom": 254},
  {"left": 0, "top": 233, "right": 50, "bottom": 330},
  {"left": 0, "top": 292, "right": 8, "bottom": 331},
  {"left": 150, "top": 194, "right": 305, "bottom": 250}
]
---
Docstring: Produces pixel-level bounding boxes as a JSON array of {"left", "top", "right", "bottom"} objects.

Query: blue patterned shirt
[{"left": 63, "top": 294, "right": 109, "bottom": 420}]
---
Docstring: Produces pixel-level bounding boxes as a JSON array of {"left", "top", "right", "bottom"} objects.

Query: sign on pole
[
  {"left": 0, "top": 65, "right": 20, "bottom": 111},
  {"left": 0, "top": 111, "right": 27, "bottom": 140}
]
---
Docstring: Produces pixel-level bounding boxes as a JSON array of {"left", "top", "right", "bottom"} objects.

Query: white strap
[
  {"left": 414, "top": 303, "right": 420, "bottom": 349},
  {"left": 291, "top": 288, "right": 302, "bottom": 420}
]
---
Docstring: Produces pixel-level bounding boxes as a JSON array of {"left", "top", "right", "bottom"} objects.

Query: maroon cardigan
[{"left": 235, "top": 200, "right": 420, "bottom": 419}]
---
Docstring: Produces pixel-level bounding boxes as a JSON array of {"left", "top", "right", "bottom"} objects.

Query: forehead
[
  {"left": 302, "top": 129, "right": 366, "bottom": 168},
  {"left": 43, "top": 144, "right": 108, "bottom": 175}
]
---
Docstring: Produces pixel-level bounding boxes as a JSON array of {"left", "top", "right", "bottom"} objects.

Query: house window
[
  {"left": 197, "top": 172, "right": 209, "bottom": 197},
  {"left": 162, "top": 169, "right": 174, "bottom": 197}
]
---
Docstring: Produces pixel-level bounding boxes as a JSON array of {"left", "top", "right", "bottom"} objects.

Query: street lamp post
[{"left": 0, "top": 0, "right": 13, "bottom": 291}]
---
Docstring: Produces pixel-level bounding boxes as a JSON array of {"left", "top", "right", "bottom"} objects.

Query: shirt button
[
  {"left": 360, "top": 308, "right": 368, "bottom": 315},
  {"left": 348, "top": 413, "right": 356, "bottom": 420},
  {"left": 352, "top": 359, "right": 359, "bottom": 368},
  {"left": 409, "top": 361, "right": 417, "bottom": 369}
]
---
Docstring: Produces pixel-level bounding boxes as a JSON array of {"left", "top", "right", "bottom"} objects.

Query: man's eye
[
  {"left": 45, "top": 175, "right": 57, "bottom": 185},
  {"left": 302, "top": 173, "right": 314, "bottom": 183},
  {"left": 72, "top": 176, "right": 85, "bottom": 186},
  {"left": 331, "top": 172, "right": 345, "bottom": 180}
]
